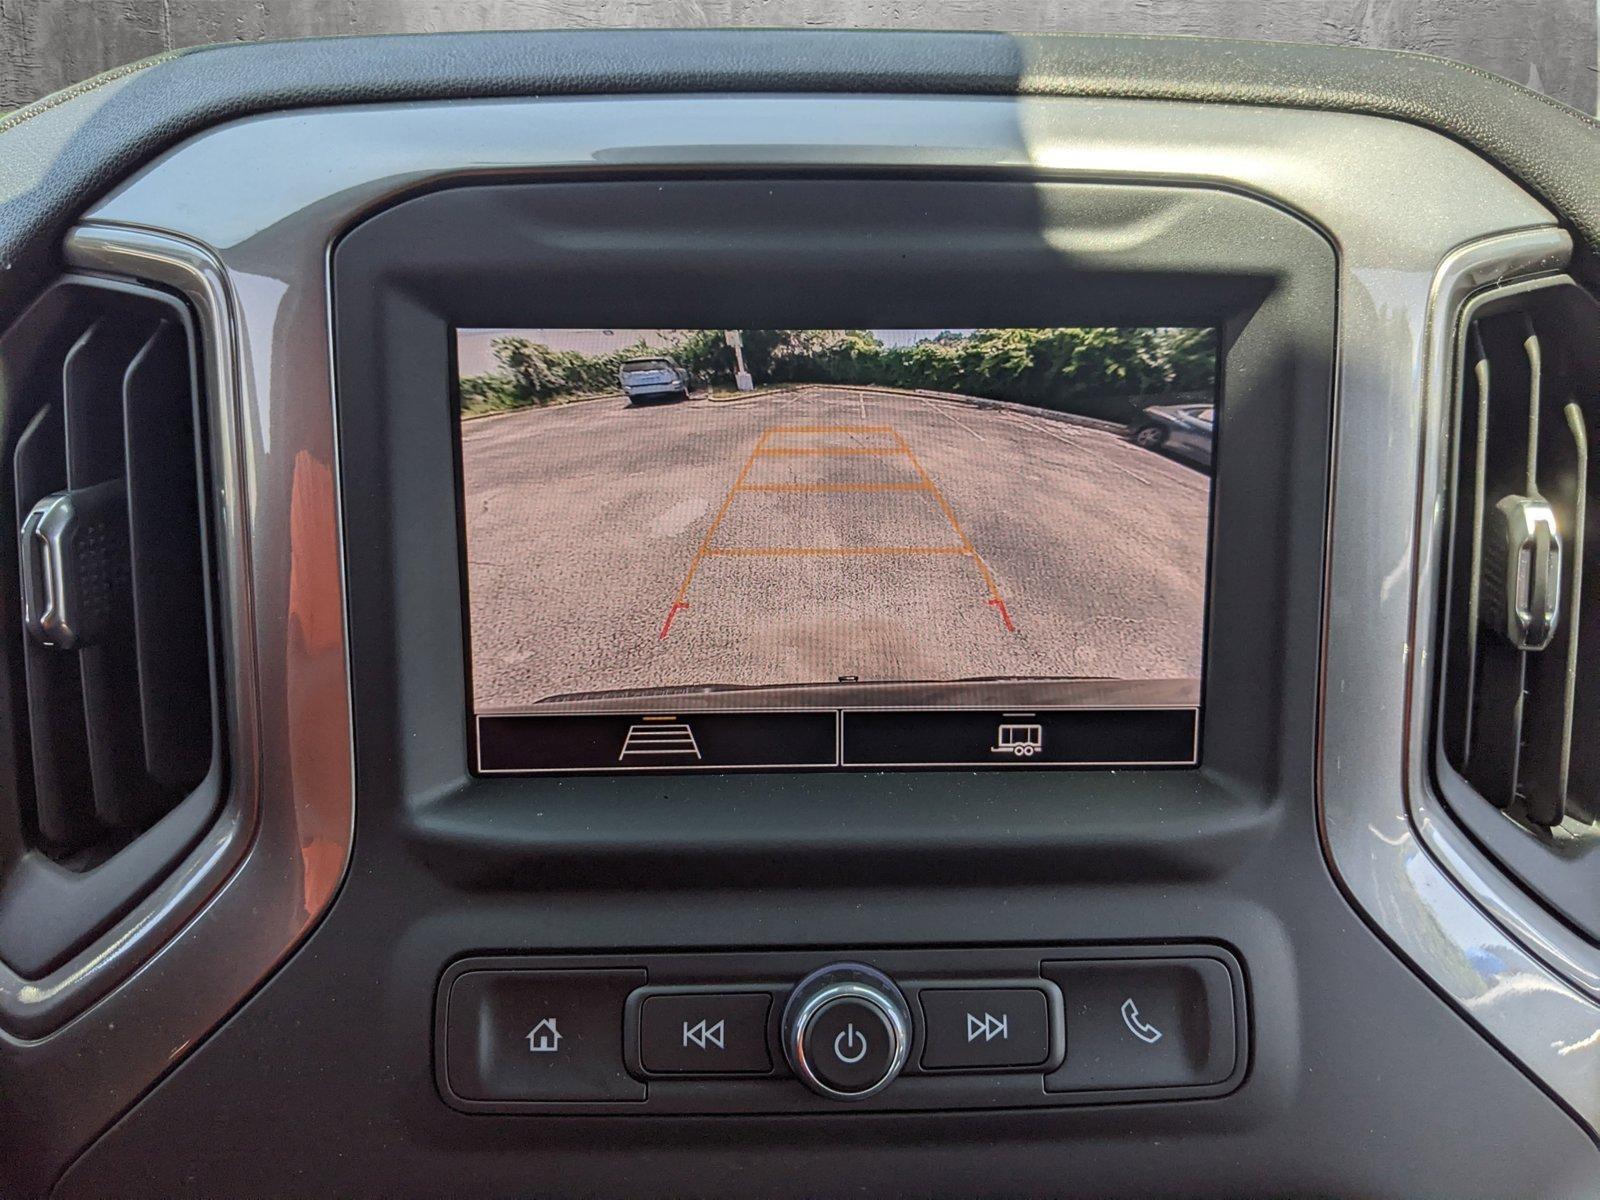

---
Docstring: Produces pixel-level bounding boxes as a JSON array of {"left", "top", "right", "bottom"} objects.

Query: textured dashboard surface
[{"left": 2, "top": 28, "right": 1600, "bottom": 324}]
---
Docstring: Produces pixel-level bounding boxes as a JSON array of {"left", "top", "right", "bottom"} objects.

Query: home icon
[{"left": 525, "top": 1017, "right": 562, "bottom": 1053}]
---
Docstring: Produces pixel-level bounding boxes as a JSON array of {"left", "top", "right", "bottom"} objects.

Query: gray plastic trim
[
  {"left": 0, "top": 223, "right": 355, "bottom": 1188},
  {"left": 0, "top": 231, "right": 261, "bottom": 1034},
  {"left": 1431, "top": 274, "right": 1600, "bottom": 949},
  {"left": 1319, "top": 224, "right": 1600, "bottom": 1138},
  {"left": 18, "top": 91, "right": 1592, "bottom": 1163}
]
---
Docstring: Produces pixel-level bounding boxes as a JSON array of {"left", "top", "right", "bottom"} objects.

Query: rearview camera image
[{"left": 457, "top": 327, "right": 1216, "bottom": 772}]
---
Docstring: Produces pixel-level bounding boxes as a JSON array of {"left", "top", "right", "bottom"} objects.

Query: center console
[
  {"left": 374, "top": 173, "right": 1298, "bottom": 1125},
  {"left": 310, "top": 168, "right": 1331, "bottom": 1144}
]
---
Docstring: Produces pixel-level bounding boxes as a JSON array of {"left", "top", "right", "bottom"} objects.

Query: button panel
[{"left": 435, "top": 946, "right": 1246, "bottom": 1114}]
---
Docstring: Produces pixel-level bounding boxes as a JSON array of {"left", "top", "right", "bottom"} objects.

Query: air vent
[
  {"left": 1435, "top": 275, "right": 1600, "bottom": 937},
  {"left": 0, "top": 276, "right": 222, "bottom": 983}
]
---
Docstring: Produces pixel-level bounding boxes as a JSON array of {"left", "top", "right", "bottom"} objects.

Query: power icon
[{"left": 833, "top": 1022, "right": 869, "bottom": 1064}]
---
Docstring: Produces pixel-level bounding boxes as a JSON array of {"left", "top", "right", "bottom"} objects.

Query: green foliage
[
  {"left": 492, "top": 337, "right": 631, "bottom": 403},
  {"left": 457, "top": 372, "right": 528, "bottom": 414},
  {"left": 458, "top": 327, "right": 1217, "bottom": 422},
  {"left": 826, "top": 327, "right": 1215, "bottom": 421}
]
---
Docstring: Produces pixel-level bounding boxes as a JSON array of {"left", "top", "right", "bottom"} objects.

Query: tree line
[{"left": 459, "top": 327, "right": 1215, "bottom": 423}]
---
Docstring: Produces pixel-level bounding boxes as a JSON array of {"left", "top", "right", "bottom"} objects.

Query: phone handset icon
[{"left": 1120, "top": 998, "right": 1163, "bottom": 1044}]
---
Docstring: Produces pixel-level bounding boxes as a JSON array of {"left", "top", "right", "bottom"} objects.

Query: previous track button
[{"left": 638, "top": 992, "right": 773, "bottom": 1075}]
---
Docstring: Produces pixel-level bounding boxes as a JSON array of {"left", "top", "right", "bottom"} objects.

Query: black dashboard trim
[{"left": 331, "top": 174, "right": 1331, "bottom": 891}]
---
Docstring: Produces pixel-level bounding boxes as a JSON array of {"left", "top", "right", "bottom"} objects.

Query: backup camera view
[{"left": 458, "top": 327, "right": 1216, "bottom": 771}]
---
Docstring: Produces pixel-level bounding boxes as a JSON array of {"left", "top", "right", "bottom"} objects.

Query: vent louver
[
  {"left": 0, "top": 277, "right": 221, "bottom": 983},
  {"left": 1436, "top": 275, "right": 1600, "bottom": 937}
]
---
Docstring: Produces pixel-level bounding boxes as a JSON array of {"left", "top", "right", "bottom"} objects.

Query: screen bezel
[{"left": 331, "top": 174, "right": 1333, "bottom": 884}]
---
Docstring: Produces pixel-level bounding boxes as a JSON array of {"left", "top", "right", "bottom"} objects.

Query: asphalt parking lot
[{"left": 461, "top": 385, "right": 1210, "bottom": 711}]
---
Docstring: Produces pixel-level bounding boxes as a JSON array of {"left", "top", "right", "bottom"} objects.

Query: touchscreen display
[{"left": 457, "top": 327, "right": 1216, "bottom": 772}]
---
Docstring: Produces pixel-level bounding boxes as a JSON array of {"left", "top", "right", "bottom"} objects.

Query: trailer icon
[{"left": 991, "top": 719, "right": 1044, "bottom": 757}]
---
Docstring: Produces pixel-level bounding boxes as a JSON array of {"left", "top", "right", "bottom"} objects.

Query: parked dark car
[
  {"left": 1132, "top": 402, "right": 1214, "bottom": 468},
  {"left": 619, "top": 356, "right": 691, "bottom": 404}
]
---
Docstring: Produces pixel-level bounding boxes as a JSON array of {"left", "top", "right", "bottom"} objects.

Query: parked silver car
[
  {"left": 618, "top": 357, "right": 691, "bottom": 404},
  {"left": 1132, "top": 402, "right": 1214, "bottom": 468}
]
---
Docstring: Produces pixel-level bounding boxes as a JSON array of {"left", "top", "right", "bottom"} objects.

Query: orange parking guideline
[
  {"left": 658, "top": 429, "right": 770, "bottom": 638},
  {"left": 885, "top": 427, "right": 1017, "bottom": 632},
  {"left": 706, "top": 545, "right": 967, "bottom": 557},
  {"left": 765, "top": 424, "right": 894, "bottom": 434},
  {"left": 659, "top": 419, "right": 1017, "bottom": 637},
  {"left": 754, "top": 446, "right": 903, "bottom": 457},
  {"left": 735, "top": 481, "right": 933, "bottom": 494}
]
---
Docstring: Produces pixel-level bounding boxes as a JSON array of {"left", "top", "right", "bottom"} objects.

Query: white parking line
[
  {"left": 991, "top": 409, "right": 1158, "bottom": 487},
  {"left": 917, "top": 396, "right": 988, "bottom": 444}
]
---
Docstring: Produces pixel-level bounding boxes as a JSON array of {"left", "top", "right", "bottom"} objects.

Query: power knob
[{"left": 781, "top": 963, "right": 911, "bottom": 1100}]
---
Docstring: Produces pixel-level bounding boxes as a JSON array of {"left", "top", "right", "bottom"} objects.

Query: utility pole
[{"left": 725, "top": 330, "right": 754, "bottom": 391}]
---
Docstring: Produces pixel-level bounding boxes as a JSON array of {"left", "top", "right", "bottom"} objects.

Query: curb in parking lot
[{"left": 707, "top": 382, "right": 1130, "bottom": 435}]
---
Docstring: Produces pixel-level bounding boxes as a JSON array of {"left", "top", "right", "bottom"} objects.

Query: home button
[{"left": 444, "top": 968, "right": 647, "bottom": 1102}]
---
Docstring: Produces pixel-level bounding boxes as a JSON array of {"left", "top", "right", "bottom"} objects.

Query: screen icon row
[{"left": 475, "top": 708, "right": 1198, "bottom": 773}]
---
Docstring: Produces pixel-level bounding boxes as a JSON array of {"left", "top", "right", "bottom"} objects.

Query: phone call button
[{"left": 1043, "top": 958, "right": 1237, "bottom": 1092}]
